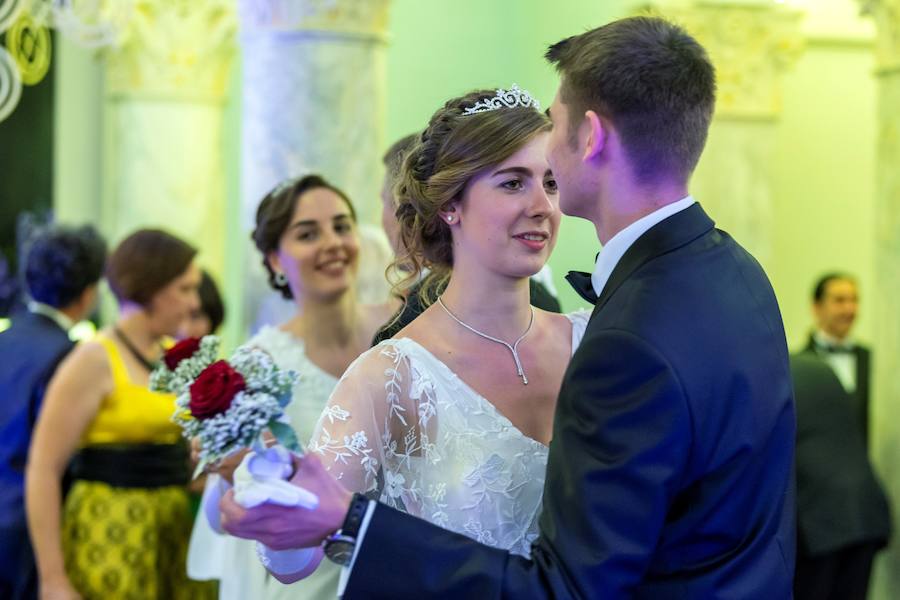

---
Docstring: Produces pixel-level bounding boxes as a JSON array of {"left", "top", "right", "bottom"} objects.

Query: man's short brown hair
[
  {"left": 546, "top": 16, "right": 716, "bottom": 184},
  {"left": 382, "top": 133, "right": 418, "bottom": 183}
]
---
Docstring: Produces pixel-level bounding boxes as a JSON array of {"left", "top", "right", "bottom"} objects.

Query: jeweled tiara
[{"left": 462, "top": 84, "right": 541, "bottom": 116}]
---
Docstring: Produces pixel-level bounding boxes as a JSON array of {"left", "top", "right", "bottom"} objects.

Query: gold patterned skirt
[{"left": 62, "top": 444, "right": 217, "bottom": 600}]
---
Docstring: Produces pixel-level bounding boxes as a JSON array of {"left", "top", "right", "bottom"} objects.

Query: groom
[{"left": 222, "top": 16, "right": 796, "bottom": 598}]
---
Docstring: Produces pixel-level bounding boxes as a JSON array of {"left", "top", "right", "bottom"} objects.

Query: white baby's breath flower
[{"left": 168, "top": 343, "right": 302, "bottom": 472}]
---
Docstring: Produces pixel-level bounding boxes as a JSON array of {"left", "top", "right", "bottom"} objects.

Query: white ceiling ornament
[{"left": 51, "top": 0, "right": 135, "bottom": 48}]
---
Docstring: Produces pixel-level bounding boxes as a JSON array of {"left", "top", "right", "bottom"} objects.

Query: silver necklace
[{"left": 437, "top": 297, "right": 534, "bottom": 385}]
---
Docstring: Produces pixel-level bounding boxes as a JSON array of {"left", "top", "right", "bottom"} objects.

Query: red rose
[
  {"left": 189, "top": 361, "right": 246, "bottom": 419},
  {"left": 164, "top": 337, "right": 202, "bottom": 371}
]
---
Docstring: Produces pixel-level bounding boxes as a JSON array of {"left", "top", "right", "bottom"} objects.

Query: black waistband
[{"left": 70, "top": 443, "right": 190, "bottom": 488}]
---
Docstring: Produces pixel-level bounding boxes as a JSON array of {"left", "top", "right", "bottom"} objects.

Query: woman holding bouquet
[
  {"left": 188, "top": 175, "right": 394, "bottom": 600},
  {"left": 25, "top": 229, "right": 214, "bottom": 600}
]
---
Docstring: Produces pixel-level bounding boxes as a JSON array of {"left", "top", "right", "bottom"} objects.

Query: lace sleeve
[
  {"left": 567, "top": 309, "right": 593, "bottom": 353},
  {"left": 308, "top": 342, "right": 431, "bottom": 514}
]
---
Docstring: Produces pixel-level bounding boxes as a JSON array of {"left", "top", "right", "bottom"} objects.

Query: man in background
[
  {"left": 791, "top": 351, "right": 890, "bottom": 600},
  {"left": 0, "top": 224, "right": 106, "bottom": 600},
  {"left": 804, "top": 273, "right": 871, "bottom": 444}
]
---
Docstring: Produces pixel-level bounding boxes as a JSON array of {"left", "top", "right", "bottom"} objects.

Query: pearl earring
[{"left": 446, "top": 216, "right": 453, "bottom": 223}]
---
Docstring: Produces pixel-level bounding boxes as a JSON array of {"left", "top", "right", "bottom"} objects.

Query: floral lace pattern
[{"left": 309, "top": 311, "right": 590, "bottom": 557}]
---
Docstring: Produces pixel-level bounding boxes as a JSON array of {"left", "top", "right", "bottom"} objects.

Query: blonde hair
[{"left": 391, "top": 88, "right": 550, "bottom": 309}]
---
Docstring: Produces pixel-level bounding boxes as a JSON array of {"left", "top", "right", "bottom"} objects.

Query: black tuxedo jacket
[
  {"left": 803, "top": 335, "right": 871, "bottom": 446},
  {"left": 791, "top": 352, "right": 890, "bottom": 556},
  {"left": 0, "top": 311, "right": 74, "bottom": 599},
  {"left": 345, "top": 204, "right": 796, "bottom": 599}
]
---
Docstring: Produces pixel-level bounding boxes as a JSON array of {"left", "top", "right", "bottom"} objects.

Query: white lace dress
[
  {"left": 187, "top": 326, "right": 342, "bottom": 600},
  {"left": 309, "top": 311, "right": 591, "bottom": 558}
]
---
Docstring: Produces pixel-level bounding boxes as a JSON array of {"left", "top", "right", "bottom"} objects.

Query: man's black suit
[
  {"left": 791, "top": 352, "right": 890, "bottom": 600},
  {"left": 344, "top": 204, "right": 796, "bottom": 599},
  {"left": 804, "top": 335, "right": 871, "bottom": 446},
  {"left": 0, "top": 311, "right": 74, "bottom": 600}
]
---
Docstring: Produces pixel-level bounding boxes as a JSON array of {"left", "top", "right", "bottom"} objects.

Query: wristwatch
[{"left": 323, "top": 493, "right": 369, "bottom": 566}]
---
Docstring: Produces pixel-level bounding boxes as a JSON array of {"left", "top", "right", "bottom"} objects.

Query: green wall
[
  {"left": 50, "top": 0, "right": 882, "bottom": 343},
  {"left": 383, "top": 0, "right": 626, "bottom": 313}
]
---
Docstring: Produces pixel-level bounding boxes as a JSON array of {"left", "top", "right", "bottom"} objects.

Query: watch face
[{"left": 325, "top": 540, "right": 355, "bottom": 566}]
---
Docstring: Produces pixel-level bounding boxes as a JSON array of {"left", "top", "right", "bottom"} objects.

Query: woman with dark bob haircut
[
  {"left": 26, "top": 228, "right": 214, "bottom": 600},
  {"left": 188, "top": 175, "right": 394, "bottom": 600}
]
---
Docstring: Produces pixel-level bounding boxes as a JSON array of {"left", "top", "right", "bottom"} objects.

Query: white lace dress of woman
[
  {"left": 309, "top": 310, "right": 591, "bottom": 558},
  {"left": 187, "top": 326, "right": 341, "bottom": 600}
]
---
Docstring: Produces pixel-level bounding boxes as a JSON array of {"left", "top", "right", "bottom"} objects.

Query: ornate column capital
[
  {"left": 104, "top": 0, "right": 236, "bottom": 101},
  {"left": 860, "top": 0, "right": 900, "bottom": 72},
  {"left": 639, "top": 1, "right": 804, "bottom": 119},
  {"left": 238, "top": 0, "right": 390, "bottom": 41}
]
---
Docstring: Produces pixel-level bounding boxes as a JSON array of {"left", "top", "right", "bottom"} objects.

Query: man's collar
[
  {"left": 591, "top": 196, "right": 696, "bottom": 296},
  {"left": 813, "top": 329, "right": 854, "bottom": 350},
  {"left": 28, "top": 301, "right": 75, "bottom": 332}
]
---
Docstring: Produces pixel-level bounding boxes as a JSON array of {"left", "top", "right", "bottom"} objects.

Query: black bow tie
[
  {"left": 819, "top": 343, "right": 855, "bottom": 355},
  {"left": 566, "top": 271, "right": 598, "bottom": 305}
]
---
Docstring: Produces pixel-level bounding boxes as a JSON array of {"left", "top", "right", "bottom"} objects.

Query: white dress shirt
[
  {"left": 812, "top": 329, "right": 857, "bottom": 393},
  {"left": 591, "top": 196, "right": 696, "bottom": 298},
  {"left": 27, "top": 300, "right": 74, "bottom": 332}
]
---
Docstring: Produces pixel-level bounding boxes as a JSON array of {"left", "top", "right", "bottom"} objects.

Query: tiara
[{"left": 462, "top": 84, "right": 541, "bottom": 116}]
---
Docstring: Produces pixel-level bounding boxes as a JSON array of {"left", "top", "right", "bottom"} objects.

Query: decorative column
[
  {"left": 859, "top": 2, "right": 900, "bottom": 597},
  {"left": 638, "top": 1, "right": 803, "bottom": 269},
  {"left": 101, "top": 0, "right": 236, "bottom": 281},
  {"left": 237, "top": 0, "right": 391, "bottom": 332}
]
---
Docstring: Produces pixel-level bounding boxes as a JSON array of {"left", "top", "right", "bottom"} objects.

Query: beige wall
[{"left": 770, "top": 38, "right": 877, "bottom": 350}]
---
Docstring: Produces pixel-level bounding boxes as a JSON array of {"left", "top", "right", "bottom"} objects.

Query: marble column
[
  {"left": 639, "top": 1, "right": 803, "bottom": 270},
  {"left": 237, "top": 0, "right": 391, "bottom": 332},
  {"left": 859, "top": 2, "right": 900, "bottom": 597},
  {"left": 101, "top": 0, "right": 236, "bottom": 281}
]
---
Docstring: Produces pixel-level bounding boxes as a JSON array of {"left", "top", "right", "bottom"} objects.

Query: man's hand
[{"left": 220, "top": 453, "right": 354, "bottom": 549}]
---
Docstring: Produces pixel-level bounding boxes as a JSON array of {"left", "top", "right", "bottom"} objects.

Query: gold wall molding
[
  {"left": 861, "top": 0, "right": 900, "bottom": 72},
  {"left": 640, "top": 2, "right": 804, "bottom": 119},
  {"left": 105, "top": 0, "right": 236, "bottom": 101},
  {"left": 238, "top": 0, "right": 389, "bottom": 41}
]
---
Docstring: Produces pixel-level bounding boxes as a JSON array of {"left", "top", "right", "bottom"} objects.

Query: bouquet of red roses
[{"left": 151, "top": 336, "right": 302, "bottom": 477}]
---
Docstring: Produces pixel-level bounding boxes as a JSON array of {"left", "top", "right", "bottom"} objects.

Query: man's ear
[{"left": 583, "top": 110, "right": 605, "bottom": 162}]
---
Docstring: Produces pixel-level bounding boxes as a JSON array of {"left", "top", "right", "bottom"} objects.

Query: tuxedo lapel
[
  {"left": 592, "top": 203, "right": 716, "bottom": 314},
  {"left": 855, "top": 347, "right": 869, "bottom": 397},
  {"left": 855, "top": 346, "right": 871, "bottom": 445}
]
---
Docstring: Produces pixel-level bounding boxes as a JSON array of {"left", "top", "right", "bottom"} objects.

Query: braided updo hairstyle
[{"left": 392, "top": 88, "right": 550, "bottom": 307}]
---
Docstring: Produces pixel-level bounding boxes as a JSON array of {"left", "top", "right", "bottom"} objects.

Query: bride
[{"left": 228, "top": 84, "right": 592, "bottom": 582}]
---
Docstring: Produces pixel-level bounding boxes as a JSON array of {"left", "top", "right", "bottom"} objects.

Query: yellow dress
[{"left": 61, "top": 334, "right": 216, "bottom": 600}]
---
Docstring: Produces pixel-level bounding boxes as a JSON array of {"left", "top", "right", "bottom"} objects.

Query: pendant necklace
[
  {"left": 114, "top": 326, "right": 161, "bottom": 372},
  {"left": 437, "top": 297, "right": 533, "bottom": 385}
]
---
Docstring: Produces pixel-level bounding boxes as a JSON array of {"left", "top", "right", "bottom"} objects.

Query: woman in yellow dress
[{"left": 26, "top": 229, "right": 213, "bottom": 600}]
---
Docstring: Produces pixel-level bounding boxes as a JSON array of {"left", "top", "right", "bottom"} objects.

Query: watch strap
[{"left": 339, "top": 492, "right": 369, "bottom": 539}]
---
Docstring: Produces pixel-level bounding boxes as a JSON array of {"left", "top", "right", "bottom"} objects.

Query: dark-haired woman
[
  {"left": 26, "top": 229, "right": 213, "bottom": 600},
  {"left": 189, "top": 175, "right": 393, "bottom": 600},
  {"left": 178, "top": 269, "right": 225, "bottom": 340}
]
